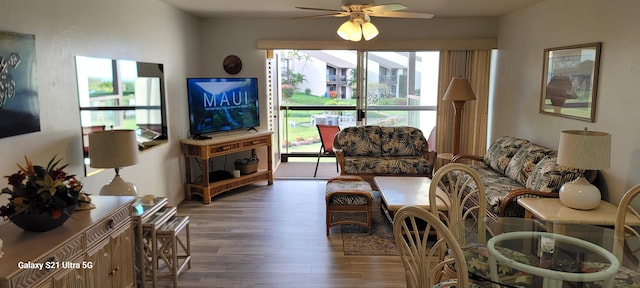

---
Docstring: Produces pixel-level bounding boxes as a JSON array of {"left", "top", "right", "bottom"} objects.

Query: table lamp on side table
[
  {"left": 557, "top": 129, "right": 611, "bottom": 210},
  {"left": 443, "top": 77, "right": 476, "bottom": 155},
  {"left": 89, "top": 129, "right": 140, "bottom": 196}
]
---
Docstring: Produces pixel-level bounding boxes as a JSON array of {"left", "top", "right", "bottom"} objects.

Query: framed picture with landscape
[{"left": 539, "top": 42, "right": 602, "bottom": 122}]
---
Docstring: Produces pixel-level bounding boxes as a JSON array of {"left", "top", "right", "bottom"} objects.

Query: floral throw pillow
[
  {"left": 483, "top": 136, "right": 529, "bottom": 174},
  {"left": 504, "top": 143, "right": 555, "bottom": 186},
  {"left": 525, "top": 156, "right": 584, "bottom": 192}
]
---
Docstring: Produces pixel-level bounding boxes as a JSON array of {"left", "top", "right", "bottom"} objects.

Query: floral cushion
[
  {"left": 326, "top": 180, "right": 373, "bottom": 205},
  {"left": 456, "top": 165, "right": 525, "bottom": 214},
  {"left": 334, "top": 126, "right": 382, "bottom": 157},
  {"left": 484, "top": 136, "right": 529, "bottom": 174},
  {"left": 342, "top": 156, "right": 432, "bottom": 175},
  {"left": 525, "top": 156, "right": 584, "bottom": 192},
  {"left": 380, "top": 126, "right": 427, "bottom": 157},
  {"left": 504, "top": 142, "right": 556, "bottom": 186},
  {"left": 460, "top": 243, "right": 533, "bottom": 287},
  {"left": 335, "top": 126, "right": 433, "bottom": 176},
  {"left": 578, "top": 262, "right": 640, "bottom": 288}
]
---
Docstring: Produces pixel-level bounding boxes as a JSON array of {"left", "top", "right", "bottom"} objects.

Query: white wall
[
  {"left": 0, "top": 0, "right": 199, "bottom": 208},
  {"left": 493, "top": 0, "right": 640, "bottom": 203}
]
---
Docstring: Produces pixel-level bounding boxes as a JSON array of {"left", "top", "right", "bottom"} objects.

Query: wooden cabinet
[
  {"left": 0, "top": 196, "right": 136, "bottom": 288},
  {"left": 85, "top": 225, "right": 135, "bottom": 288},
  {"left": 51, "top": 254, "right": 85, "bottom": 287},
  {"left": 181, "top": 131, "right": 274, "bottom": 204}
]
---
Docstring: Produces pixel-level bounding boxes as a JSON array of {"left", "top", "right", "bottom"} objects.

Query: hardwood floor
[{"left": 155, "top": 180, "right": 406, "bottom": 288}]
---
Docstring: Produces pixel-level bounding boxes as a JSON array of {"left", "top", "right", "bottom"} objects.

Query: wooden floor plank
[{"left": 153, "top": 180, "right": 405, "bottom": 288}]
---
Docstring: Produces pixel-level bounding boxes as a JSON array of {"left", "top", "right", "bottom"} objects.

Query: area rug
[
  {"left": 341, "top": 192, "right": 399, "bottom": 256},
  {"left": 274, "top": 161, "right": 340, "bottom": 179}
]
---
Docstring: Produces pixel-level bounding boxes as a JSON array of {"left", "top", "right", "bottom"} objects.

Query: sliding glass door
[
  {"left": 275, "top": 49, "right": 439, "bottom": 161},
  {"left": 361, "top": 51, "right": 439, "bottom": 131}
]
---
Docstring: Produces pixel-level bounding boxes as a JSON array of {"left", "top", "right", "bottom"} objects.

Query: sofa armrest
[
  {"left": 421, "top": 148, "right": 437, "bottom": 169},
  {"left": 451, "top": 154, "right": 485, "bottom": 165},
  {"left": 497, "top": 189, "right": 559, "bottom": 218},
  {"left": 334, "top": 149, "right": 345, "bottom": 175}
]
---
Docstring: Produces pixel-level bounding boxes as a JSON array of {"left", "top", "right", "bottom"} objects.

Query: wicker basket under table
[{"left": 325, "top": 175, "right": 374, "bottom": 235}]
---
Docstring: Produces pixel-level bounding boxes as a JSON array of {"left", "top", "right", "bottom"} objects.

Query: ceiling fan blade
[
  {"left": 368, "top": 11, "right": 434, "bottom": 19},
  {"left": 296, "top": 6, "right": 346, "bottom": 13},
  {"left": 293, "top": 12, "right": 349, "bottom": 19},
  {"left": 366, "top": 4, "right": 407, "bottom": 13}
]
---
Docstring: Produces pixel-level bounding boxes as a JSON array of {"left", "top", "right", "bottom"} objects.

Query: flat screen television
[{"left": 187, "top": 77, "right": 260, "bottom": 137}]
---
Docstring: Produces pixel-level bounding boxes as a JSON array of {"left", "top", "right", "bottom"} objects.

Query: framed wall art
[
  {"left": 0, "top": 31, "right": 40, "bottom": 138},
  {"left": 539, "top": 42, "right": 601, "bottom": 122}
]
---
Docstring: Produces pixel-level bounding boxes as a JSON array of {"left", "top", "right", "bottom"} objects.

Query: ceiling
[{"left": 159, "top": 0, "right": 543, "bottom": 19}]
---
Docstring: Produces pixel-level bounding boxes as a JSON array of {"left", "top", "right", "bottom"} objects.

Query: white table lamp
[
  {"left": 557, "top": 129, "right": 611, "bottom": 210},
  {"left": 89, "top": 129, "right": 139, "bottom": 196}
]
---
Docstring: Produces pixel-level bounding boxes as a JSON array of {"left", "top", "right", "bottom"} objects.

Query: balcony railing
[{"left": 326, "top": 75, "right": 348, "bottom": 83}]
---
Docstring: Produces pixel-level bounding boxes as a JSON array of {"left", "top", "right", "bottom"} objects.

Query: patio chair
[{"left": 315, "top": 124, "right": 340, "bottom": 177}]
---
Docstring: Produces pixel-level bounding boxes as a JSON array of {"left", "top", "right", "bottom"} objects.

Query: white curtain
[{"left": 435, "top": 50, "right": 490, "bottom": 166}]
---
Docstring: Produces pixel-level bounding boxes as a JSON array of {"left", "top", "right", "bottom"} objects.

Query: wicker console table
[{"left": 181, "top": 131, "right": 274, "bottom": 204}]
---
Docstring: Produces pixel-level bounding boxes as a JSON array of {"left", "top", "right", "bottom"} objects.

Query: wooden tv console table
[{"left": 181, "top": 131, "right": 274, "bottom": 204}]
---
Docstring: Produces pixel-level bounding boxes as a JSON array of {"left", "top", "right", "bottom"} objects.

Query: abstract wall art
[{"left": 0, "top": 31, "right": 40, "bottom": 138}]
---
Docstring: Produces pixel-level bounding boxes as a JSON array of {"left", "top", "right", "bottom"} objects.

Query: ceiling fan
[{"left": 296, "top": 0, "right": 434, "bottom": 41}]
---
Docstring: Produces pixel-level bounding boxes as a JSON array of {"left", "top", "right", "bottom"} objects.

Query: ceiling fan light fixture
[
  {"left": 361, "top": 21, "right": 378, "bottom": 40},
  {"left": 299, "top": 1, "right": 434, "bottom": 42},
  {"left": 337, "top": 20, "right": 362, "bottom": 41}
]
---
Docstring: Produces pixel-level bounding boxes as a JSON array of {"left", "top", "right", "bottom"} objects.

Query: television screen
[{"left": 187, "top": 78, "right": 260, "bottom": 137}]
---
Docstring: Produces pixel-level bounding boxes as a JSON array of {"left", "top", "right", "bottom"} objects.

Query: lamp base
[
  {"left": 559, "top": 176, "right": 601, "bottom": 210},
  {"left": 100, "top": 174, "right": 138, "bottom": 196}
]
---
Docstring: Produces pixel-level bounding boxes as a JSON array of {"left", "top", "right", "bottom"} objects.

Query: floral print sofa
[
  {"left": 333, "top": 126, "right": 435, "bottom": 188},
  {"left": 452, "top": 136, "right": 595, "bottom": 220}
]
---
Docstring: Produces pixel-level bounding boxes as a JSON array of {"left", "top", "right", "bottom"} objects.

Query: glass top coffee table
[{"left": 373, "top": 176, "right": 449, "bottom": 223}]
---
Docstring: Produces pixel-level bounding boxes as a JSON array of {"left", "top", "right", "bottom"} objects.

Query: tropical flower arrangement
[{"left": 0, "top": 155, "right": 84, "bottom": 220}]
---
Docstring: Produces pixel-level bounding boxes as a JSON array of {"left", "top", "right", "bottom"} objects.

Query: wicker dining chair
[
  {"left": 315, "top": 124, "right": 340, "bottom": 177},
  {"left": 605, "top": 184, "right": 640, "bottom": 286},
  {"left": 575, "top": 184, "right": 640, "bottom": 288},
  {"left": 393, "top": 205, "right": 475, "bottom": 288},
  {"left": 429, "top": 163, "right": 532, "bottom": 287},
  {"left": 429, "top": 163, "right": 487, "bottom": 242}
]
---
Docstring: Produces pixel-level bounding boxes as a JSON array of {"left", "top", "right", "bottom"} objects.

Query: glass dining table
[{"left": 451, "top": 217, "right": 634, "bottom": 288}]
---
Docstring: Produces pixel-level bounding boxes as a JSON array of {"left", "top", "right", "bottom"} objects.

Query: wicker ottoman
[{"left": 325, "top": 176, "right": 374, "bottom": 235}]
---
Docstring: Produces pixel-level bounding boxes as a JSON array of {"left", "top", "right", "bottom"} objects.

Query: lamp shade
[
  {"left": 443, "top": 77, "right": 476, "bottom": 101},
  {"left": 361, "top": 21, "right": 379, "bottom": 41},
  {"left": 557, "top": 130, "right": 611, "bottom": 170},
  {"left": 89, "top": 129, "right": 139, "bottom": 168},
  {"left": 337, "top": 20, "right": 362, "bottom": 41}
]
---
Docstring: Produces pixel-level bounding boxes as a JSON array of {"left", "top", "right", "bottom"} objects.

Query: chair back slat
[
  {"left": 430, "top": 163, "right": 488, "bottom": 244},
  {"left": 393, "top": 205, "right": 470, "bottom": 288}
]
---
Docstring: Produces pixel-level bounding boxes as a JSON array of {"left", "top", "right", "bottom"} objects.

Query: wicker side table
[{"left": 325, "top": 176, "right": 374, "bottom": 235}]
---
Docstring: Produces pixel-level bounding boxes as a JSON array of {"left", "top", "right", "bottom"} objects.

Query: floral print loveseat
[
  {"left": 453, "top": 136, "right": 596, "bottom": 220},
  {"left": 333, "top": 126, "right": 435, "bottom": 187}
]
